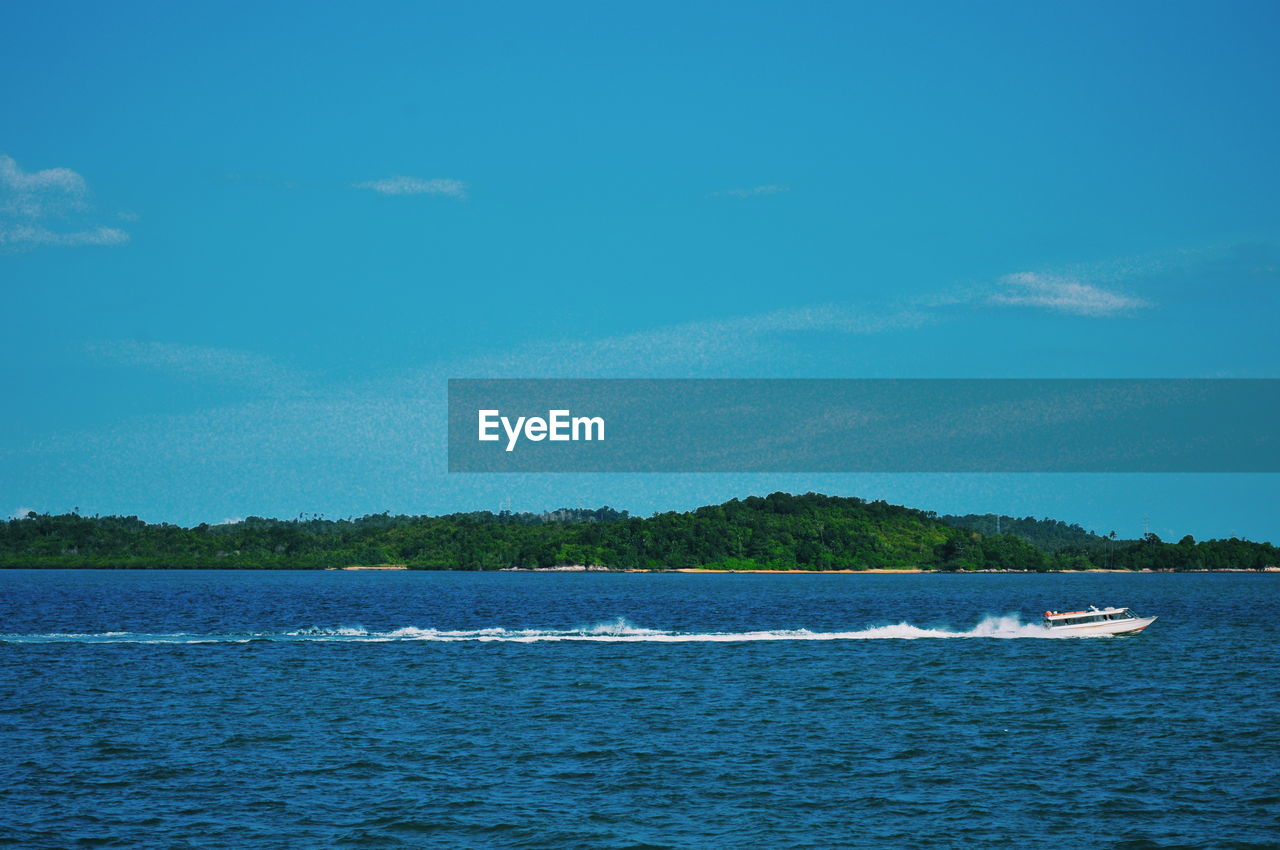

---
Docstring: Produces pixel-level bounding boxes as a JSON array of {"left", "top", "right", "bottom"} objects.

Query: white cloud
[
  {"left": 0, "top": 154, "right": 128, "bottom": 248},
  {"left": 744, "top": 304, "right": 930, "bottom": 334},
  {"left": 9, "top": 507, "right": 35, "bottom": 519},
  {"left": 0, "top": 154, "right": 88, "bottom": 218},
  {"left": 0, "top": 224, "right": 129, "bottom": 247},
  {"left": 710, "top": 184, "right": 790, "bottom": 199},
  {"left": 353, "top": 176, "right": 468, "bottom": 199},
  {"left": 988, "top": 272, "right": 1149, "bottom": 317}
]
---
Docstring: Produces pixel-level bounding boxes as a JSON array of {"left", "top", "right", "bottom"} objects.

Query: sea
[{"left": 1, "top": 570, "right": 1277, "bottom": 849}]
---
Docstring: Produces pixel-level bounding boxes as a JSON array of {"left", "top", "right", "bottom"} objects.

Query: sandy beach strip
[{"left": 666, "top": 568, "right": 926, "bottom": 574}]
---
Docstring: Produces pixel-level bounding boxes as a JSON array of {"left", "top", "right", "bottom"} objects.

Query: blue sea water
[{"left": 1, "top": 570, "right": 1277, "bottom": 849}]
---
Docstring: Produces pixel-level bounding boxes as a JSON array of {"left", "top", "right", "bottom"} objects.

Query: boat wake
[{"left": 2, "top": 615, "right": 1092, "bottom": 644}]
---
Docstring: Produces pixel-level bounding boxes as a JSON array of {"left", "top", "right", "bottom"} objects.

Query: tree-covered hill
[
  {"left": 938, "top": 514, "right": 1134, "bottom": 552},
  {"left": 1, "top": 493, "right": 1275, "bottom": 571}
]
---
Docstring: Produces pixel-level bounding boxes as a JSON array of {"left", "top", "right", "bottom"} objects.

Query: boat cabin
[{"left": 1043, "top": 606, "right": 1138, "bottom": 627}]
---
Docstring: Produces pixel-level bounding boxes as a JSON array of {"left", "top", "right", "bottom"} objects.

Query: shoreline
[
  {"left": 333, "top": 564, "right": 409, "bottom": 571},
  {"left": 487, "top": 566, "right": 1280, "bottom": 575},
  {"left": 3, "top": 566, "right": 1277, "bottom": 573},
  {"left": 667, "top": 568, "right": 925, "bottom": 574}
]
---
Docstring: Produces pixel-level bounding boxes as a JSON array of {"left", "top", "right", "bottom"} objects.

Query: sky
[{"left": 2, "top": 0, "right": 1278, "bottom": 541}]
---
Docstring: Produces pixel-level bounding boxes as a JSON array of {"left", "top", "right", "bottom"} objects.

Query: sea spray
[
  {"left": 288, "top": 625, "right": 369, "bottom": 637},
  {"left": 0, "top": 615, "right": 1081, "bottom": 644}
]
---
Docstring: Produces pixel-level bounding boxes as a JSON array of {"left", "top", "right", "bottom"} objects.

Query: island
[{"left": 3, "top": 492, "right": 1276, "bottom": 572}]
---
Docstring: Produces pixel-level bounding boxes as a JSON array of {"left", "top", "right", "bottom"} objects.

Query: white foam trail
[
  {"left": 287, "top": 626, "right": 369, "bottom": 637},
  {"left": 1, "top": 615, "right": 1089, "bottom": 644}
]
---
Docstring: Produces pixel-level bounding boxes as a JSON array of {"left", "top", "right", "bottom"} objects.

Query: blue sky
[{"left": 3, "top": 0, "right": 1278, "bottom": 540}]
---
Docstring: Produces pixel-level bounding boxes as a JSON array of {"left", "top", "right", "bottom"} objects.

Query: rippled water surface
[{"left": 1, "top": 570, "right": 1277, "bottom": 848}]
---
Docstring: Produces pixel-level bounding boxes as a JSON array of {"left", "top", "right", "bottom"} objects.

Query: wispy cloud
[
  {"left": 0, "top": 155, "right": 88, "bottom": 217},
  {"left": 581, "top": 304, "right": 929, "bottom": 369},
  {"left": 988, "top": 272, "right": 1149, "bottom": 317},
  {"left": 451, "top": 304, "right": 932, "bottom": 378},
  {"left": 0, "top": 154, "right": 129, "bottom": 249},
  {"left": 0, "top": 224, "right": 129, "bottom": 247},
  {"left": 353, "top": 176, "right": 468, "bottom": 199},
  {"left": 710, "top": 184, "right": 790, "bottom": 199},
  {"left": 84, "top": 340, "right": 302, "bottom": 390},
  {"left": 2, "top": 243, "right": 1215, "bottom": 523},
  {"left": 9, "top": 507, "right": 35, "bottom": 520}
]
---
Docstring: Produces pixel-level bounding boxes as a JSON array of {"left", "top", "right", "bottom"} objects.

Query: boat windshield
[{"left": 1046, "top": 609, "right": 1141, "bottom": 626}]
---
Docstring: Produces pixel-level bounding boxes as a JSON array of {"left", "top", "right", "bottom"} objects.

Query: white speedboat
[{"left": 1042, "top": 605, "right": 1157, "bottom": 636}]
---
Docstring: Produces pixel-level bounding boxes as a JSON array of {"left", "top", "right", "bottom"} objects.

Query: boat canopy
[{"left": 1043, "top": 607, "right": 1138, "bottom": 626}]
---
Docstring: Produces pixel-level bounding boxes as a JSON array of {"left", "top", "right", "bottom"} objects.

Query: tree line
[{"left": 1, "top": 492, "right": 1275, "bottom": 571}]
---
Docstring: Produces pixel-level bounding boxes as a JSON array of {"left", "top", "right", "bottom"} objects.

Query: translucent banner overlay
[{"left": 448, "top": 379, "right": 1280, "bottom": 473}]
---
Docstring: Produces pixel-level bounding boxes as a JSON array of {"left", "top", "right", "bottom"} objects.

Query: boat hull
[{"left": 1047, "top": 616, "right": 1157, "bottom": 636}]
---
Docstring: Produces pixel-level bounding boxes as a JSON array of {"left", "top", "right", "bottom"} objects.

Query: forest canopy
[{"left": 2, "top": 493, "right": 1275, "bottom": 571}]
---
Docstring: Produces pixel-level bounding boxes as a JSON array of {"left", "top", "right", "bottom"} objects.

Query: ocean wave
[{"left": 0, "top": 615, "right": 1083, "bottom": 644}]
